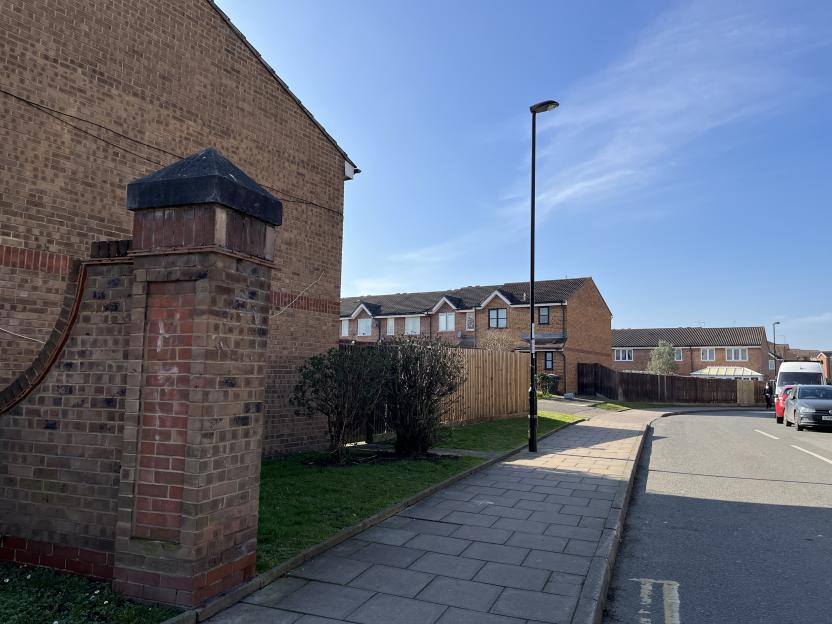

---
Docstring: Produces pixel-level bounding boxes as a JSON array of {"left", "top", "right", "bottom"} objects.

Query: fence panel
[
  {"left": 444, "top": 349, "right": 528, "bottom": 426},
  {"left": 577, "top": 363, "right": 756, "bottom": 405},
  {"left": 338, "top": 346, "right": 530, "bottom": 444}
]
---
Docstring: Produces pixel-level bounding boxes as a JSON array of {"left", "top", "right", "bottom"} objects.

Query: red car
[{"left": 775, "top": 385, "right": 794, "bottom": 424}]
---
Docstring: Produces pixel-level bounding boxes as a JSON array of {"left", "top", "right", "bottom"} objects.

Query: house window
[
  {"left": 701, "top": 348, "right": 716, "bottom": 361},
  {"left": 769, "top": 359, "right": 775, "bottom": 370},
  {"left": 614, "top": 348, "right": 634, "bottom": 362},
  {"left": 405, "top": 316, "right": 421, "bottom": 335},
  {"left": 438, "top": 312, "right": 455, "bottom": 332},
  {"left": 357, "top": 318, "right": 372, "bottom": 337},
  {"left": 544, "top": 352, "right": 553, "bottom": 370},
  {"left": 726, "top": 347, "right": 748, "bottom": 361},
  {"left": 674, "top": 348, "right": 683, "bottom": 362},
  {"left": 386, "top": 318, "right": 395, "bottom": 335},
  {"left": 465, "top": 311, "right": 475, "bottom": 331},
  {"left": 488, "top": 308, "right": 507, "bottom": 329},
  {"left": 340, "top": 319, "right": 349, "bottom": 337},
  {"left": 539, "top": 306, "right": 550, "bottom": 325}
]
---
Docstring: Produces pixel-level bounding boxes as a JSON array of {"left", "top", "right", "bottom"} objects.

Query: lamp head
[{"left": 530, "top": 100, "right": 559, "bottom": 114}]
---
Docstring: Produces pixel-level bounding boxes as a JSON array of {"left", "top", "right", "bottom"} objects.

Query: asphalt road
[{"left": 603, "top": 409, "right": 832, "bottom": 624}]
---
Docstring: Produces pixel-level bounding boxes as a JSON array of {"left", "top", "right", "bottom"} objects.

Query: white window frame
[
  {"left": 340, "top": 319, "right": 349, "bottom": 337},
  {"left": 674, "top": 348, "right": 683, "bottom": 362},
  {"left": 769, "top": 358, "right": 775, "bottom": 370},
  {"left": 614, "top": 348, "right": 634, "bottom": 362},
  {"left": 386, "top": 317, "right": 395, "bottom": 336},
  {"left": 701, "top": 347, "right": 716, "bottom": 362},
  {"left": 465, "top": 311, "right": 475, "bottom": 332},
  {"left": 438, "top": 312, "right": 455, "bottom": 332},
  {"left": 544, "top": 351, "right": 554, "bottom": 370},
  {"left": 405, "top": 316, "right": 421, "bottom": 336},
  {"left": 726, "top": 347, "right": 748, "bottom": 362},
  {"left": 357, "top": 318, "right": 372, "bottom": 337},
  {"left": 539, "top": 306, "right": 550, "bottom": 325}
]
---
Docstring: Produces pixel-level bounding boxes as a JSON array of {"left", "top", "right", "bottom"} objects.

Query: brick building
[
  {"left": 0, "top": 0, "right": 357, "bottom": 454},
  {"left": 611, "top": 326, "right": 774, "bottom": 379},
  {"left": 816, "top": 351, "right": 832, "bottom": 380},
  {"left": 340, "top": 278, "right": 612, "bottom": 393}
]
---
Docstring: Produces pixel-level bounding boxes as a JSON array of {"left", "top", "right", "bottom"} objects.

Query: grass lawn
[
  {"left": 437, "top": 411, "right": 577, "bottom": 453},
  {"left": 256, "top": 453, "right": 482, "bottom": 571},
  {"left": 0, "top": 562, "right": 178, "bottom": 624}
]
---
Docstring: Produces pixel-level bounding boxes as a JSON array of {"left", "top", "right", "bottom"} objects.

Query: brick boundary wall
[
  {"left": 0, "top": 259, "right": 84, "bottom": 413},
  {"left": 0, "top": 536, "right": 114, "bottom": 580},
  {"left": 0, "top": 151, "right": 284, "bottom": 608},
  {"left": 0, "top": 244, "right": 72, "bottom": 276}
]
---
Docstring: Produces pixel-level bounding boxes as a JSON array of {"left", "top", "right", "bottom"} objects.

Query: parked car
[
  {"left": 775, "top": 361, "right": 825, "bottom": 396},
  {"left": 784, "top": 385, "right": 832, "bottom": 431},
  {"left": 774, "top": 385, "right": 793, "bottom": 424}
]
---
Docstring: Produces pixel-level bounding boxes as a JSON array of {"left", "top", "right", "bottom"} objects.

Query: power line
[{"left": 0, "top": 85, "right": 344, "bottom": 217}]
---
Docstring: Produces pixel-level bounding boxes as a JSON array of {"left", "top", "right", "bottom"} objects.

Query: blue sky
[{"left": 217, "top": 0, "right": 831, "bottom": 350}]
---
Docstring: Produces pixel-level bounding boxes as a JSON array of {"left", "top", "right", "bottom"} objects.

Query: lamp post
[
  {"left": 772, "top": 321, "right": 780, "bottom": 377},
  {"left": 528, "top": 99, "right": 559, "bottom": 453}
]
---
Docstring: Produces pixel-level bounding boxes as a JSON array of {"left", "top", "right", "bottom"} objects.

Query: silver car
[{"left": 784, "top": 385, "right": 832, "bottom": 431}]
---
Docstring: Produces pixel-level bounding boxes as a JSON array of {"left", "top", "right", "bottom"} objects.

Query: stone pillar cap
[{"left": 127, "top": 148, "right": 282, "bottom": 226}]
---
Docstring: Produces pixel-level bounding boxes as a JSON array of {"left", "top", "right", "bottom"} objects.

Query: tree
[
  {"left": 381, "top": 336, "right": 466, "bottom": 457},
  {"left": 647, "top": 340, "right": 678, "bottom": 375},
  {"left": 291, "top": 345, "right": 387, "bottom": 463},
  {"left": 478, "top": 330, "right": 516, "bottom": 352}
]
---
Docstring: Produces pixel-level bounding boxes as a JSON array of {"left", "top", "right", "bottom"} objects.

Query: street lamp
[
  {"left": 772, "top": 321, "right": 781, "bottom": 377},
  {"left": 529, "top": 99, "right": 559, "bottom": 453}
]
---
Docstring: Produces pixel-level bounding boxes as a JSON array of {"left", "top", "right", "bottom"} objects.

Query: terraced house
[
  {"left": 611, "top": 326, "right": 773, "bottom": 380},
  {"left": 340, "top": 277, "right": 612, "bottom": 393}
]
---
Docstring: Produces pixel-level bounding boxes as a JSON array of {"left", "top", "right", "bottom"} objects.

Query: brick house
[
  {"left": 817, "top": 351, "right": 832, "bottom": 380},
  {"left": 340, "top": 278, "right": 612, "bottom": 393},
  {"left": 0, "top": 0, "right": 357, "bottom": 454},
  {"left": 611, "top": 326, "right": 773, "bottom": 379}
]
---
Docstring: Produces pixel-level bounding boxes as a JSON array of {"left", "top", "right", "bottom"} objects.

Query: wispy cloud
[
  {"left": 530, "top": 0, "right": 822, "bottom": 218},
  {"left": 351, "top": 0, "right": 826, "bottom": 293},
  {"left": 788, "top": 311, "right": 832, "bottom": 326}
]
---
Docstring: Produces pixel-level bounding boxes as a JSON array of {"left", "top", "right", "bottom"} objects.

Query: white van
[{"left": 775, "top": 361, "right": 825, "bottom": 395}]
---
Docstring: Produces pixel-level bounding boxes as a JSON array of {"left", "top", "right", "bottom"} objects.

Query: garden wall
[{"left": 0, "top": 152, "right": 279, "bottom": 608}]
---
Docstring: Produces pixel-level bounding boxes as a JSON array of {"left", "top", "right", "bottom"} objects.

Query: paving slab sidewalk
[{"left": 206, "top": 409, "right": 655, "bottom": 624}]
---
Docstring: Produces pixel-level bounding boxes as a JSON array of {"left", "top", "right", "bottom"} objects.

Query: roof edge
[{"left": 207, "top": 1, "right": 358, "bottom": 171}]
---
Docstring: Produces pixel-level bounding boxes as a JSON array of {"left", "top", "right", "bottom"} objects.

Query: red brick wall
[
  {"left": 611, "top": 345, "right": 767, "bottom": 378},
  {"left": 0, "top": 260, "right": 133, "bottom": 562},
  {"left": 133, "top": 280, "right": 194, "bottom": 543},
  {"left": 562, "top": 280, "right": 612, "bottom": 394},
  {"left": 0, "top": 0, "right": 348, "bottom": 454}
]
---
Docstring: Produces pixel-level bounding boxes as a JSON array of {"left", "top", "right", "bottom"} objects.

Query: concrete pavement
[
  {"left": 603, "top": 409, "right": 832, "bottom": 624},
  {"left": 205, "top": 408, "right": 655, "bottom": 624}
]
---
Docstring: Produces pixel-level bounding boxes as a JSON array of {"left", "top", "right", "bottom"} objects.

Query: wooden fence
[
  {"left": 443, "top": 349, "right": 528, "bottom": 426},
  {"left": 577, "top": 363, "right": 765, "bottom": 405},
  {"left": 341, "top": 346, "right": 529, "bottom": 444}
]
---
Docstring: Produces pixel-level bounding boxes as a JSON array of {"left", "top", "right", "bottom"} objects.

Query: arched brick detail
[{"left": 0, "top": 259, "right": 85, "bottom": 415}]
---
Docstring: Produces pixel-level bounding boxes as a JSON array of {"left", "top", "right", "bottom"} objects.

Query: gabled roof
[
  {"left": 340, "top": 278, "right": 590, "bottom": 318},
  {"left": 612, "top": 326, "right": 766, "bottom": 348},
  {"left": 207, "top": 1, "right": 357, "bottom": 172}
]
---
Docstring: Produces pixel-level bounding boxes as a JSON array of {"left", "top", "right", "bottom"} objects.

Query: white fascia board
[
  {"left": 614, "top": 345, "right": 760, "bottom": 350},
  {"left": 374, "top": 313, "right": 429, "bottom": 319},
  {"left": 430, "top": 296, "right": 459, "bottom": 314},
  {"left": 349, "top": 303, "right": 375, "bottom": 320},
  {"left": 479, "top": 290, "right": 513, "bottom": 308}
]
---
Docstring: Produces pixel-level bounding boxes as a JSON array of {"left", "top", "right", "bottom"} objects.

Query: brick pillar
[{"left": 113, "top": 149, "right": 282, "bottom": 606}]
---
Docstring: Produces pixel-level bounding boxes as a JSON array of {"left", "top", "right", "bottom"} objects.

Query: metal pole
[
  {"left": 772, "top": 323, "right": 777, "bottom": 377},
  {"left": 529, "top": 111, "right": 538, "bottom": 453}
]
